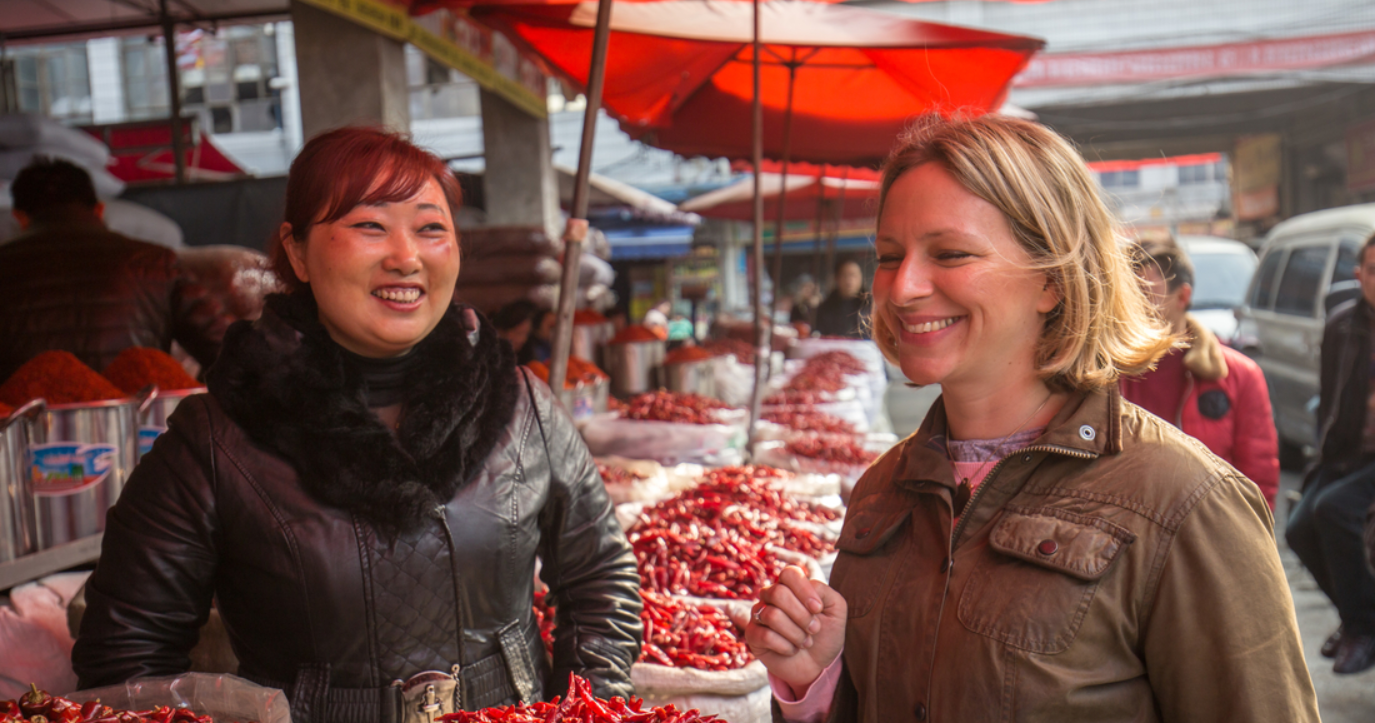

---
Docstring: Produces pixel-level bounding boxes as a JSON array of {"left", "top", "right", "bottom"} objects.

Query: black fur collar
[{"left": 206, "top": 291, "right": 519, "bottom": 534}]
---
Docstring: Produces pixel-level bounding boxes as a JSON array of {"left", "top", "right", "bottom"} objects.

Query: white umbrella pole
[{"left": 747, "top": 0, "right": 767, "bottom": 448}]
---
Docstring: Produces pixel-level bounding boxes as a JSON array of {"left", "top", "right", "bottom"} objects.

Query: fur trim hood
[
  {"left": 1182, "top": 314, "right": 1228, "bottom": 382},
  {"left": 206, "top": 292, "right": 519, "bottom": 534}
]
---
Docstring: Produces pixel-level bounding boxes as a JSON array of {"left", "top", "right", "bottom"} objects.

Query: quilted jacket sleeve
[
  {"left": 525, "top": 371, "right": 643, "bottom": 700},
  {"left": 71, "top": 395, "right": 219, "bottom": 687}
]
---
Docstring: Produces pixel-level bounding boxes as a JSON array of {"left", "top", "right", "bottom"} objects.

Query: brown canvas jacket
[{"left": 817, "top": 386, "right": 1317, "bottom": 723}]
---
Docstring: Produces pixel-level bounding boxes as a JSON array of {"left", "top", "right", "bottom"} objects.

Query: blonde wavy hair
[{"left": 869, "top": 114, "right": 1176, "bottom": 392}]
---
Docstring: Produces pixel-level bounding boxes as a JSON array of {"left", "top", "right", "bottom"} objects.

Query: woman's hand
[{"left": 746, "top": 565, "right": 847, "bottom": 695}]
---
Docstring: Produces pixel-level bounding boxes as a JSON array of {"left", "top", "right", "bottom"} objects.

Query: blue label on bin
[
  {"left": 139, "top": 425, "right": 168, "bottom": 456},
  {"left": 29, "top": 442, "right": 117, "bottom": 496}
]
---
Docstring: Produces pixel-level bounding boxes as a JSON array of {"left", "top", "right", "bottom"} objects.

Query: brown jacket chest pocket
[
  {"left": 832, "top": 491, "right": 917, "bottom": 619},
  {"left": 957, "top": 506, "right": 1135, "bottom": 654}
]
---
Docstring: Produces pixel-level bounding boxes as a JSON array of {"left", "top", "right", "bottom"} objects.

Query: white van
[{"left": 1234, "top": 204, "right": 1375, "bottom": 464}]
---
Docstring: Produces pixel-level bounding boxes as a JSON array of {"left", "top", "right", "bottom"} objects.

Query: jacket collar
[
  {"left": 898, "top": 385, "right": 1121, "bottom": 491},
  {"left": 206, "top": 291, "right": 519, "bottom": 534}
]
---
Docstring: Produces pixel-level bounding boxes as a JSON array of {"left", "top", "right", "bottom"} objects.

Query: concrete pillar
[
  {"left": 480, "top": 88, "right": 560, "bottom": 238},
  {"left": 290, "top": 0, "right": 409, "bottom": 139},
  {"left": 274, "top": 21, "right": 304, "bottom": 156},
  {"left": 87, "top": 38, "right": 125, "bottom": 124}
]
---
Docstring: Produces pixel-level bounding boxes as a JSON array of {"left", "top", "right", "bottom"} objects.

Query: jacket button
[
  {"left": 914, "top": 702, "right": 928, "bottom": 721},
  {"left": 940, "top": 557, "right": 951, "bottom": 573},
  {"left": 1038, "top": 539, "right": 1059, "bottom": 556},
  {"left": 1079, "top": 424, "right": 1096, "bottom": 440}
]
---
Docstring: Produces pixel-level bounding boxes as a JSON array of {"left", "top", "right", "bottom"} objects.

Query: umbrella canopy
[
  {"left": 473, "top": 0, "right": 1044, "bottom": 166},
  {"left": 680, "top": 172, "right": 879, "bottom": 221}
]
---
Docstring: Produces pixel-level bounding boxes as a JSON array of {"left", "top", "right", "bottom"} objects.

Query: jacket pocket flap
[
  {"left": 837, "top": 490, "right": 917, "bottom": 556},
  {"left": 988, "top": 507, "right": 1135, "bottom": 581}
]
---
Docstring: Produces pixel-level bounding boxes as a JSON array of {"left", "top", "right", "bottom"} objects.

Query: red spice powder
[
  {"left": 663, "top": 345, "right": 717, "bottom": 365},
  {"left": 0, "top": 402, "right": 12, "bottom": 418},
  {"left": 102, "top": 347, "right": 202, "bottom": 394},
  {"left": 567, "top": 356, "right": 609, "bottom": 382},
  {"left": 525, "top": 361, "right": 575, "bottom": 389},
  {"left": 0, "top": 351, "right": 127, "bottom": 406},
  {"left": 610, "top": 325, "right": 662, "bottom": 344},
  {"left": 573, "top": 309, "right": 608, "bottom": 325}
]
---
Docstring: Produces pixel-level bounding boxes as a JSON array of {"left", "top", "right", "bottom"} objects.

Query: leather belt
[{"left": 244, "top": 652, "right": 518, "bottom": 723}]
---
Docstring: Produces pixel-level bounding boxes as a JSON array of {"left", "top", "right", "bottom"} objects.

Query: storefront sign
[
  {"left": 1233, "top": 134, "right": 1281, "bottom": 221},
  {"left": 1017, "top": 29, "right": 1375, "bottom": 88},
  {"left": 297, "top": 0, "right": 547, "bottom": 119},
  {"left": 29, "top": 442, "right": 116, "bottom": 496},
  {"left": 1347, "top": 117, "right": 1375, "bottom": 193}
]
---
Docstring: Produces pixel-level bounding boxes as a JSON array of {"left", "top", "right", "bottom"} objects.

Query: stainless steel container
[
  {"left": 29, "top": 397, "right": 139, "bottom": 550},
  {"left": 605, "top": 340, "right": 666, "bottom": 398},
  {"left": 588, "top": 378, "right": 610, "bottom": 414},
  {"left": 137, "top": 386, "right": 207, "bottom": 457},
  {"left": 0, "top": 400, "right": 43, "bottom": 563},
  {"left": 664, "top": 358, "right": 719, "bottom": 400},
  {"left": 555, "top": 383, "right": 598, "bottom": 421},
  {"left": 572, "top": 321, "right": 613, "bottom": 366}
]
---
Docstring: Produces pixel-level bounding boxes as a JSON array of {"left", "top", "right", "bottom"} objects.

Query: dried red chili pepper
[
  {"left": 785, "top": 432, "right": 878, "bottom": 467},
  {"left": 438, "top": 673, "right": 720, "bottom": 722},
  {"left": 701, "top": 338, "right": 755, "bottom": 365},
  {"left": 621, "top": 390, "right": 732, "bottom": 425},
  {"left": 0, "top": 689, "right": 229, "bottom": 723},
  {"left": 0, "top": 351, "right": 127, "bottom": 407},
  {"left": 595, "top": 462, "right": 649, "bottom": 487},
  {"left": 761, "top": 407, "right": 856, "bottom": 434}
]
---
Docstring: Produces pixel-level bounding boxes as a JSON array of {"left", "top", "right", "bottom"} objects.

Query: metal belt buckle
[{"left": 394, "top": 665, "right": 460, "bottom": 723}]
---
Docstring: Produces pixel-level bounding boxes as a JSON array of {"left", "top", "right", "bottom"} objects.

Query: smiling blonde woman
[{"left": 746, "top": 114, "right": 1318, "bottom": 723}]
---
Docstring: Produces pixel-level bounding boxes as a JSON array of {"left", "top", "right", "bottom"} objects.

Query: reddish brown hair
[{"left": 269, "top": 126, "right": 463, "bottom": 291}]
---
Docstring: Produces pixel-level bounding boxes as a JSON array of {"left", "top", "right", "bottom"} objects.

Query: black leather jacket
[
  {"left": 72, "top": 301, "right": 642, "bottom": 721},
  {"left": 1316, "top": 298, "right": 1372, "bottom": 474},
  {"left": 0, "top": 220, "right": 224, "bottom": 380}
]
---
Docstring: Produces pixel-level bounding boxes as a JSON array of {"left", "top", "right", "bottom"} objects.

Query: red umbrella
[{"left": 473, "top": 0, "right": 1043, "bottom": 166}]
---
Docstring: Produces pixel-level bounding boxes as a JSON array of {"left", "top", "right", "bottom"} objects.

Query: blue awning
[{"left": 602, "top": 225, "right": 696, "bottom": 261}]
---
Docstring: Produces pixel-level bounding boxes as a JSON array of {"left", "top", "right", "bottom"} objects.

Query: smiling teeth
[
  {"left": 374, "top": 288, "right": 421, "bottom": 303},
  {"left": 903, "top": 317, "right": 958, "bottom": 334}
]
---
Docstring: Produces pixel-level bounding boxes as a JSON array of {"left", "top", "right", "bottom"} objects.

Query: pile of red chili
[
  {"left": 662, "top": 346, "right": 717, "bottom": 365},
  {"left": 574, "top": 309, "right": 609, "bottom": 325},
  {"left": 0, "top": 351, "right": 127, "bottom": 407},
  {"left": 786, "top": 432, "right": 879, "bottom": 467},
  {"left": 621, "top": 390, "right": 732, "bottom": 425},
  {"left": 102, "top": 347, "right": 201, "bottom": 394},
  {"left": 609, "top": 325, "right": 662, "bottom": 344},
  {"left": 596, "top": 462, "right": 649, "bottom": 486},
  {"left": 527, "top": 357, "right": 608, "bottom": 389},
  {"left": 762, "top": 389, "right": 831, "bottom": 406},
  {"left": 770, "top": 350, "right": 868, "bottom": 399},
  {"left": 1, "top": 685, "right": 223, "bottom": 723},
  {"left": 632, "top": 523, "right": 787, "bottom": 600},
  {"left": 534, "top": 591, "right": 751, "bottom": 672},
  {"left": 439, "top": 673, "right": 718, "bottom": 722},
  {"left": 701, "top": 339, "right": 754, "bottom": 365},
  {"left": 639, "top": 590, "right": 752, "bottom": 671},
  {"left": 762, "top": 407, "right": 856, "bottom": 434}
]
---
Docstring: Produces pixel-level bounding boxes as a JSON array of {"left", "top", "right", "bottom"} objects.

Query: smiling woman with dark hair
[{"left": 72, "top": 127, "right": 642, "bottom": 722}]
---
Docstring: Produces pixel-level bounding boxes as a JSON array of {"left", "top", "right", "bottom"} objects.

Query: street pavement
[{"left": 883, "top": 380, "right": 1375, "bottom": 721}]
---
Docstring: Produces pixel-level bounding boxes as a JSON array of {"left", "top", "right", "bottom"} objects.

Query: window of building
[
  {"left": 407, "top": 45, "right": 480, "bottom": 121},
  {"left": 1098, "top": 169, "right": 1139, "bottom": 188},
  {"left": 10, "top": 43, "right": 93, "bottom": 124},
  {"left": 121, "top": 25, "right": 281, "bottom": 133}
]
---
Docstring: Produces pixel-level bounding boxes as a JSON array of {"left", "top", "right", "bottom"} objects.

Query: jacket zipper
[
  {"left": 437, "top": 512, "right": 468, "bottom": 712},
  {"left": 948, "top": 443, "right": 1099, "bottom": 549}
]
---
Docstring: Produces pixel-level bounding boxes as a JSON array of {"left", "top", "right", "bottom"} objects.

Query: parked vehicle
[
  {"left": 1177, "top": 235, "right": 1257, "bottom": 343},
  {"left": 1234, "top": 204, "right": 1375, "bottom": 464}
]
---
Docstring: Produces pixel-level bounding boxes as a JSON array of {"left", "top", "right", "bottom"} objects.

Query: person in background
[
  {"left": 642, "top": 299, "right": 672, "bottom": 341},
  {"left": 1120, "top": 237, "right": 1280, "bottom": 507},
  {"left": 1286, "top": 231, "right": 1375, "bottom": 675},
  {"left": 72, "top": 127, "right": 641, "bottom": 719},
  {"left": 493, "top": 300, "right": 539, "bottom": 353},
  {"left": 813, "top": 259, "right": 870, "bottom": 338},
  {"left": 789, "top": 275, "right": 821, "bottom": 333},
  {"left": 0, "top": 157, "right": 225, "bottom": 380},
  {"left": 746, "top": 113, "right": 1316, "bottom": 723},
  {"left": 519, "top": 309, "right": 555, "bottom": 364}
]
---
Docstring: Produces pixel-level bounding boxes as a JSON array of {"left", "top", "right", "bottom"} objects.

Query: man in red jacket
[{"left": 1121, "top": 238, "right": 1280, "bottom": 507}]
